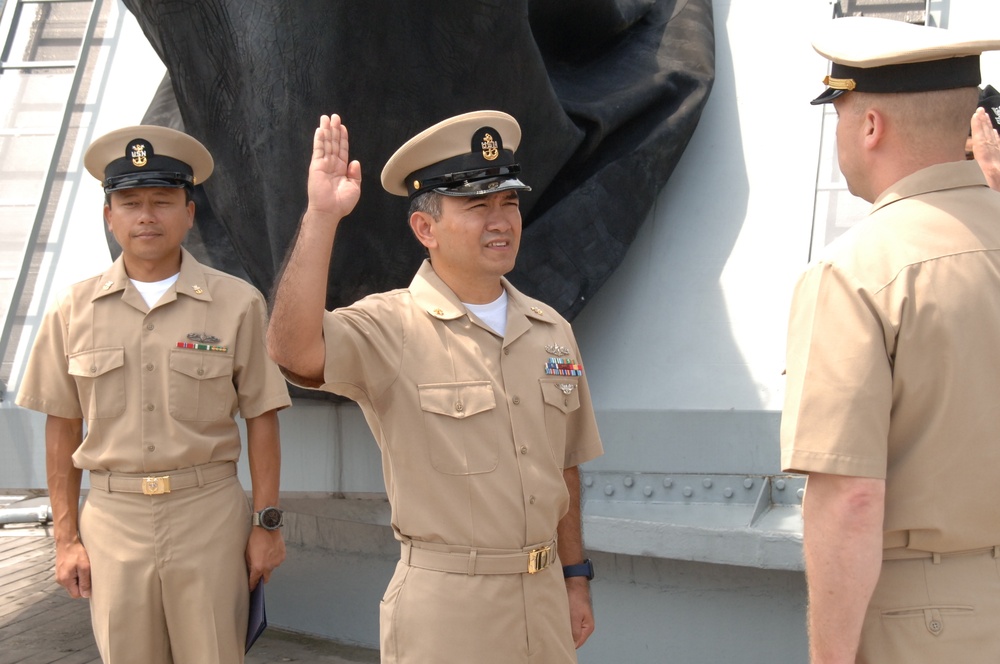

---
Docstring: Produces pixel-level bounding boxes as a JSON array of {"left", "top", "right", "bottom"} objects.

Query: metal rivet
[
  {"left": 623, "top": 476, "right": 634, "bottom": 488},
  {"left": 604, "top": 485, "right": 615, "bottom": 496},
  {"left": 702, "top": 478, "right": 713, "bottom": 489},
  {"left": 682, "top": 487, "right": 693, "bottom": 497},
  {"left": 583, "top": 475, "right": 593, "bottom": 487},
  {"left": 663, "top": 478, "right": 673, "bottom": 488},
  {"left": 797, "top": 488, "right": 805, "bottom": 500},
  {"left": 723, "top": 488, "right": 734, "bottom": 498},
  {"left": 743, "top": 478, "right": 754, "bottom": 489},
  {"left": 775, "top": 479, "right": 786, "bottom": 491},
  {"left": 643, "top": 486, "right": 653, "bottom": 497}
]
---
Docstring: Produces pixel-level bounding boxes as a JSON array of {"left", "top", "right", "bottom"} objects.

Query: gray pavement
[{"left": 0, "top": 494, "right": 379, "bottom": 664}]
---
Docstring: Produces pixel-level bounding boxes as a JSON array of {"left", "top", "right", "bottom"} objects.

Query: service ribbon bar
[
  {"left": 176, "top": 341, "right": 228, "bottom": 353},
  {"left": 545, "top": 357, "right": 583, "bottom": 376}
]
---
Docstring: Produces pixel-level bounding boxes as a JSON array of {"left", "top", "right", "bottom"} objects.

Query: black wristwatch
[
  {"left": 252, "top": 506, "right": 284, "bottom": 530},
  {"left": 562, "top": 558, "right": 594, "bottom": 580}
]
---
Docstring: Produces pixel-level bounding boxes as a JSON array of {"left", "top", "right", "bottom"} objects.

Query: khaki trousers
[
  {"left": 379, "top": 557, "right": 577, "bottom": 664},
  {"left": 80, "top": 471, "right": 251, "bottom": 663},
  {"left": 859, "top": 548, "right": 1000, "bottom": 663}
]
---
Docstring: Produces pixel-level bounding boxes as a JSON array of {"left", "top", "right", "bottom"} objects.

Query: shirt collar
[
  {"left": 409, "top": 259, "right": 555, "bottom": 328},
  {"left": 90, "top": 247, "right": 212, "bottom": 304},
  {"left": 872, "top": 160, "right": 989, "bottom": 213}
]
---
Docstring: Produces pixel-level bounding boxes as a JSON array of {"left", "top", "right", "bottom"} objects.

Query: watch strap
[{"left": 562, "top": 558, "right": 594, "bottom": 580}]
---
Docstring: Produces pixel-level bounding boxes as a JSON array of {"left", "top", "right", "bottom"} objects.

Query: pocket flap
[
  {"left": 169, "top": 349, "right": 234, "bottom": 380},
  {"left": 68, "top": 347, "right": 124, "bottom": 378},
  {"left": 540, "top": 378, "right": 581, "bottom": 413},
  {"left": 418, "top": 381, "right": 496, "bottom": 418}
]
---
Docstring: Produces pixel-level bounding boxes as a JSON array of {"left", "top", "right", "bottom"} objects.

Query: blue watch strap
[{"left": 562, "top": 558, "right": 594, "bottom": 580}]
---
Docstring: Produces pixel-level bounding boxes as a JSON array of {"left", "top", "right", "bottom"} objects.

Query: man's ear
[
  {"left": 863, "top": 108, "right": 885, "bottom": 149},
  {"left": 409, "top": 211, "right": 437, "bottom": 249}
]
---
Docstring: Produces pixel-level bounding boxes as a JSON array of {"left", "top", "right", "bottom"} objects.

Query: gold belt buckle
[
  {"left": 142, "top": 476, "right": 171, "bottom": 495},
  {"left": 527, "top": 545, "right": 552, "bottom": 574}
]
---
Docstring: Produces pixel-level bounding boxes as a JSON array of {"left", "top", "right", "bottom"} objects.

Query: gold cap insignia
[
  {"left": 821, "top": 75, "right": 856, "bottom": 91},
  {"left": 130, "top": 142, "right": 148, "bottom": 168},
  {"left": 481, "top": 132, "right": 499, "bottom": 161}
]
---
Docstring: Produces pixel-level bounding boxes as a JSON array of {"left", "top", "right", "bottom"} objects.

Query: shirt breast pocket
[
  {"left": 67, "top": 347, "right": 126, "bottom": 419},
  {"left": 417, "top": 381, "right": 500, "bottom": 475},
  {"left": 169, "top": 349, "right": 235, "bottom": 421},
  {"left": 539, "top": 378, "right": 581, "bottom": 467}
]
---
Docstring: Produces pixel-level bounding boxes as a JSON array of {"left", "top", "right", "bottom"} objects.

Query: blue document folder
[{"left": 245, "top": 582, "right": 267, "bottom": 653}]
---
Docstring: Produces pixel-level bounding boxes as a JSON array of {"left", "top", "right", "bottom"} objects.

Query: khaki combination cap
[
  {"left": 84, "top": 125, "right": 214, "bottom": 193},
  {"left": 810, "top": 16, "right": 1000, "bottom": 105},
  {"left": 381, "top": 110, "right": 531, "bottom": 199}
]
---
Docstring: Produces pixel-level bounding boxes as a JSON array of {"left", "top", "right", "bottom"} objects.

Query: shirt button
[
  {"left": 529, "top": 495, "right": 536, "bottom": 504},
  {"left": 147, "top": 445, "right": 155, "bottom": 452},
  {"left": 503, "top": 348, "right": 510, "bottom": 356},
  {"left": 90, "top": 366, "right": 97, "bottom": 374},
  {"left": 455, "top": 402, "right": 464, "bottom": 412},
  {"left": 146, "top": 404, "right": 155, "bottom": 411},
  {"left": 145, "top": 363, "right": 154, "bottom": 371},
  {"left": 197, "top": 368, "right": 205, "bottom": 376},
  {"left": 146, "top": 323, "right": 154, "bottom": 331},
  {"left": 520, "top": 446, "right": 528, "bottom": 455},
  {"left": 512, "top": 396, "right": 520, "bottom": 405}
]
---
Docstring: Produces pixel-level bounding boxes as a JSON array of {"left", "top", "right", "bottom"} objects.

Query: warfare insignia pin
[
  {"left": 545, "top": 344, "right": 570, "bottom": 356},
  {"left": 187, "top": 332, "right": 220, "bottom": 344},
  {"left": 130, "top": 142, "right": 148, "bottom": 168},
  {"left": 558, "top": 384, "right": 576, "bottom": 395}
]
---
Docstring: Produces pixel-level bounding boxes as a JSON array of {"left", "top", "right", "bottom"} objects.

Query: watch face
[{"left": 259, "top": 507, "right": 282, "bottom": 529}]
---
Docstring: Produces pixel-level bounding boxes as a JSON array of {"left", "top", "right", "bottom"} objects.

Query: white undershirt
[
  {"left": 463, "top": 290, "right": 508, "bottom": 337},
  {"left": 131, "top": 273, "right": 179, "bottom": 308}
]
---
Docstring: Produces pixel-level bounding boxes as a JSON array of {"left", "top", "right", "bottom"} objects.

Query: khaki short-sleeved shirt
[
  {"left": 289, "top": 260, "right": 604, "bottom": 549},
  {"left": 16, "top": 248, "right": 291, "bottom": 472},
  {"left": 781, "top": 161, "right": 1000, "bottom": 553}
]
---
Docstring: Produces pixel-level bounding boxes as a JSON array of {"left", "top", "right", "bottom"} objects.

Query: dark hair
[{"left": 408, "top": 191, "right": 442, "bottom": 219}]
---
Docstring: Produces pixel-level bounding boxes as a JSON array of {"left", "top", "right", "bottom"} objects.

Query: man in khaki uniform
[
  {"left": 780, "top": 17, "right": 1000, "bottom": 664},
  {"left": 15, "top": 126, "right": 291, "bottom": 663},
  {"left": 268, "top": 111, "right": 604, "bottom": 663}
]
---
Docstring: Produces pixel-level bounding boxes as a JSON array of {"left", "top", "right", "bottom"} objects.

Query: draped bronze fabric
[{"left": 120, "top": 0, "right": 715, "bottom": 320}]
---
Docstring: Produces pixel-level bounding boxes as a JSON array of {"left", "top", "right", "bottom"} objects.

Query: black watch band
[{"left": 562, "top": 558, "right": 594, "bottom": 580}]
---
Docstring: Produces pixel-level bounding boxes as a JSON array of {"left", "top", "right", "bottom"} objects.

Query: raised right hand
[{"left": 307, "top": 114, "right": 363, "bottom": 219}]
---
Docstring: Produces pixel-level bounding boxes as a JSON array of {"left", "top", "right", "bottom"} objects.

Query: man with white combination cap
[
  {"left": 780, "top": 16, "right": 1000, "bottom": 663},
  {"left": 267, "top": 111, "right": 604, "bottom": 663},
  {"left": 16, "top": 125, "right": 291, "bottom": 663}
]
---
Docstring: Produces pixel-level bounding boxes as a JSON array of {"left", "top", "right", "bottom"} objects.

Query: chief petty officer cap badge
[
  {"left": 84, "top": 125, "right": 214, "bottom": 193},
  {"left": 381, "top": 110, "right": 531, "bottom": 199},
  {"left": 810, "top": 16, "right": 1000, "bottom": 105}
]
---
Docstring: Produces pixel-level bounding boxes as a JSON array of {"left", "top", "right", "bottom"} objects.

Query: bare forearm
[
  {"left": 45, "top": 415, "right": 84, "bottom": 547},
  {"left": 246, "top": 410, "right": 281, "bottom": 510},
  {"left": 557, "top": 466, "right": 585, "bottom": 563},
  {"left": 267, "top": 210, "right": 338, "bottom": 378},
  {"left": 802, "top": 473, "right": 885, "bottom": 664}
]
